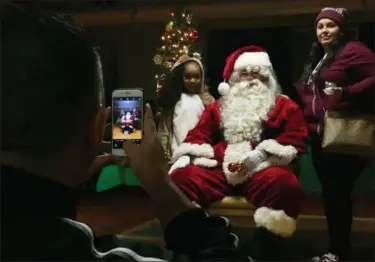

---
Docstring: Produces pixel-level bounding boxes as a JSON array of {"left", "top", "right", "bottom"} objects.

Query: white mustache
[
  {"left": 238, "top": 81, "right": 251, "bottom": 89},
  {"left": 237, "top": 79, "right": 262, "bottom": 89},
  {"left": 230, "top": 79, "right": 266, "bottom": 97}
]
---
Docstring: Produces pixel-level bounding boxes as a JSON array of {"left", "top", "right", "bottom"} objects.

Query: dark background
[{"left": 205, "top": 22, "right": 374, "bottom": 101}]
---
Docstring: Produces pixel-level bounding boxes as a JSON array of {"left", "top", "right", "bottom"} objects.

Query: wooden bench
[
  {"left": 206, "top": 162, "right": 374, "bottom": 232},
  {"left": 207, "top": 162, "right": 299, "bottom": 228}
]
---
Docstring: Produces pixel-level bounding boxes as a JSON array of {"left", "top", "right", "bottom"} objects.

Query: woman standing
[
  {"left": 296, "top": 7, "right": 374, "bottom": 262},
  {"left": 157, "top": 53, "right": 214, "bottom": 166}
]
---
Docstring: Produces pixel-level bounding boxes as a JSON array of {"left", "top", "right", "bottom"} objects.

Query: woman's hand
[
  {"left": 324, "top": 87, "right": 342, "bottom": 98},
  {"left": 323, "top": 87, "right": 343, "bottom": 109}
]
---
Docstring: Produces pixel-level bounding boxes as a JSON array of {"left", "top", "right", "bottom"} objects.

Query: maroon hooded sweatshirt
[{"left": 296, "top": 41, "right": 374, "bottom": 140}]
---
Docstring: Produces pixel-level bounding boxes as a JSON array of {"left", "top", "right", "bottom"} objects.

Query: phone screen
[{"left": 112, "top": 96, "right": 143, "bottom": 150}]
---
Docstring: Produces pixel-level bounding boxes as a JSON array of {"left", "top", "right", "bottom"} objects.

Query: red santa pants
[{"left": 170, "top": 164, "right": 303, "bottom": 237}]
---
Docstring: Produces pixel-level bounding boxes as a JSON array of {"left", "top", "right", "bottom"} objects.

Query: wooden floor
[
  {"left": 77, "top": 185, "right": 374, "bottom": 237},
  {"left": 112, "top": 126, "right": 142, "bottom": 140}
]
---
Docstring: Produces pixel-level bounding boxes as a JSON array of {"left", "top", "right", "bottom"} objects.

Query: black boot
[{"left": 251, "top": 227, "right": 287, "bottom": 261}]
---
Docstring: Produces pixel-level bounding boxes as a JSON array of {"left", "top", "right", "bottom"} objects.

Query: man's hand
[
  {"left": 169, "top": 156, "right": 191, "bottom": 174},
  {"left": 122, "top": 104, "right": 169, "bottom": 190},
  {"left": 123, "top": 104, "right": 196, "bottom": 228},
  {"left": 82, "top": 107, "right": 122, "bottom": 188},
  {"left": 87, "top": 154, "right": 122, "bottom": 178},
  {"left": 241, "top": 149, "right": 267, "bottom": 172}
]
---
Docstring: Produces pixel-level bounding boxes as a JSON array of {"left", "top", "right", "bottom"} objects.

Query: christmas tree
[{"left": 153, "top": 9, "right": 200, "bottom": 93}]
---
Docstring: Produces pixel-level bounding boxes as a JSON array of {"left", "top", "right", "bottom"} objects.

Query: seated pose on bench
[
  {"left": 169, "top": 46, "right": 309, "bottom": 261},
  {"left": 121, "top": 111, "right": 135, "bottom": 134}
]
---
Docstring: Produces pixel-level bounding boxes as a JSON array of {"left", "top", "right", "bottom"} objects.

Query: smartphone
[{"left": 112, "top": 88, "right": 143, "bottom": 156}]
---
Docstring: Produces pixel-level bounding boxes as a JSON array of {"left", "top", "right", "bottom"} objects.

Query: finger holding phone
[{"left": 122, "top": 103, "right": 197, "bottom": 228}]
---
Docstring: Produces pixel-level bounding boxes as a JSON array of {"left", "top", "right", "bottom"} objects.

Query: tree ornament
[{"left": 153, "top": 54, "right": 163, "bottom": 65}]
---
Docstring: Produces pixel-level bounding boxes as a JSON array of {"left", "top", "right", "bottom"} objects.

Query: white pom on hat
[{"left": 218, "top": 82, "right": 230, "bottom": 96}]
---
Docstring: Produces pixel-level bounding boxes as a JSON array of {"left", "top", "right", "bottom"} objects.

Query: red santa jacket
[
  {"left": 172, "top": 95, "right": 308, "bottom": 185},
  {"left": 121, "top": 116, "right": 134, "bottom": 127}
]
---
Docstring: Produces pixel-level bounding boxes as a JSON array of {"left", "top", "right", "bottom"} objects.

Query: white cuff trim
[
  {"left": 172, "top": 143, "right": 214, "bottom": 161},
  {"left": 253, "top": 207, "right": 296, "bottom": 238},
  {"left": 192, "top": 157, "right": 218, "bottom": 168},
  {"left": 256, "top": 139, "right": 298, "bottom": 164}
]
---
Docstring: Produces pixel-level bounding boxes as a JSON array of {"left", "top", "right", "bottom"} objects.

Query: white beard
[{"left": 220, "top": 78, "right": 277, "bottom": 144}]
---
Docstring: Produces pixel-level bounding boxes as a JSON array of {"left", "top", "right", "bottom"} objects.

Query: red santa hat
[{"left": 218, "top": 46, "right": 272, "bottom": 96}]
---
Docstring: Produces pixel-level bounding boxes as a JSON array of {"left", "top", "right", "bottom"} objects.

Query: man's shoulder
[
  {"left": 275, "top": 95, "right": 300, "bottom": 111},
  {"left": 204, "top": 99, "right": 220, "bottom": 112},
  {"left": 208, "top": 98, "right": 220, "bottom": 106},
  {"left": 276, "top": 94, "right": 296, "bottom": 105},
  {"left": 1, "top": 216, "right": 94, "bottom": 260}
]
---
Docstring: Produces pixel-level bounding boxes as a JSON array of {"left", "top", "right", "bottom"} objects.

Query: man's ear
[{"left": 88, "top": 107, "right": 108, "bottom": 152}]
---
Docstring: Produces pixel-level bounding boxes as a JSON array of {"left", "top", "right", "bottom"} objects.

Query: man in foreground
[
  {"left": 1, "top": 5, "right": 250, "bottom": 261},
  {"left": 169, "top": 46, "right": 309, "bottom": 260}
]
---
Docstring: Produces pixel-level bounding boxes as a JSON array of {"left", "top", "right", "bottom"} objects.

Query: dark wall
[
  {"left": 358, "top": 22, "right": 374, "bottom": 51},
  {"left": 85, "top": 23, "right": 162, "bottom": 106},
  {"left": 206, "top": 27, "right": 294, "bottom": 99},
  {"left": 205, "top": 22, "right": 374, "bottom": 101},
  {"left": 84, "top": 21, "right": 374, "bottom": 106}
]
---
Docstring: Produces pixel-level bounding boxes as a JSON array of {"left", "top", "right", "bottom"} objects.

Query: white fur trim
[
  {"left": 218, "top": 82, "right": 230, "bottom": 96},
  {"left": 172, "top": 143, "right": 214, "bottom": 161},
  {"left": 256, "top": 139, "right": 298, "bottom": 164},
  {"left": 234, "top": 52, "right": 272, "bottom": 70},
  {"left": 192, "top": 157, "right": 218, "bottom": 168},
  {"left": 253, "top": 207, "right": 296, "bottom": 238},
  {"left": 250, "top": 155, "right": 290, "bottom": 175},
  {"left": 279, "top": 94, "right": 290, "bottom": 99},
  {"left": 172, "top": 94, "right": 205, "bottom": 153},
  {"left": 222, "top": 142, "right": 252, "bottom": 186},
  {"left": 168, "top": 155, "right": 191, "bottom": 174}
]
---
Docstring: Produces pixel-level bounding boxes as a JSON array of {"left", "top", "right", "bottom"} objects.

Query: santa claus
[
  {"left": 168, "top": 46, "right": 308, "bottom": 260},
  {"left": 121, "top": 111, "right": 135, "bottom": 135}
]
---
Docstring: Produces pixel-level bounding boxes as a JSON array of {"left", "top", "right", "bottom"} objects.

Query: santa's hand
[
  {"left": 241, "top": 150, "right": 267, "bottom": 171},
  {"left": 168, "top": 156, "right": 191, "bottom": 174}
]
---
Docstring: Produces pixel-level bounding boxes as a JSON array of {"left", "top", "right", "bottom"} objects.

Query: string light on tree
[{"left": 153, "top": 9, "right": 201, "bottom": 94}]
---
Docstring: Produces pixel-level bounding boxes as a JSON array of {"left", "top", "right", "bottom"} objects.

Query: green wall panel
[{"left": 97, "top": 147, "right": 373, "bottom": 194}]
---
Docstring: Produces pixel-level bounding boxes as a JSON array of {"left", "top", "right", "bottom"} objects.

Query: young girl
[{"left": 157, "top": 53, "right": 214, "bottom": 165}]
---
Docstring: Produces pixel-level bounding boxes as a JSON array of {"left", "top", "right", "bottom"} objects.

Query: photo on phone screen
[{"left": 112, "top": 90, "right": 143, "bottom": 154}]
